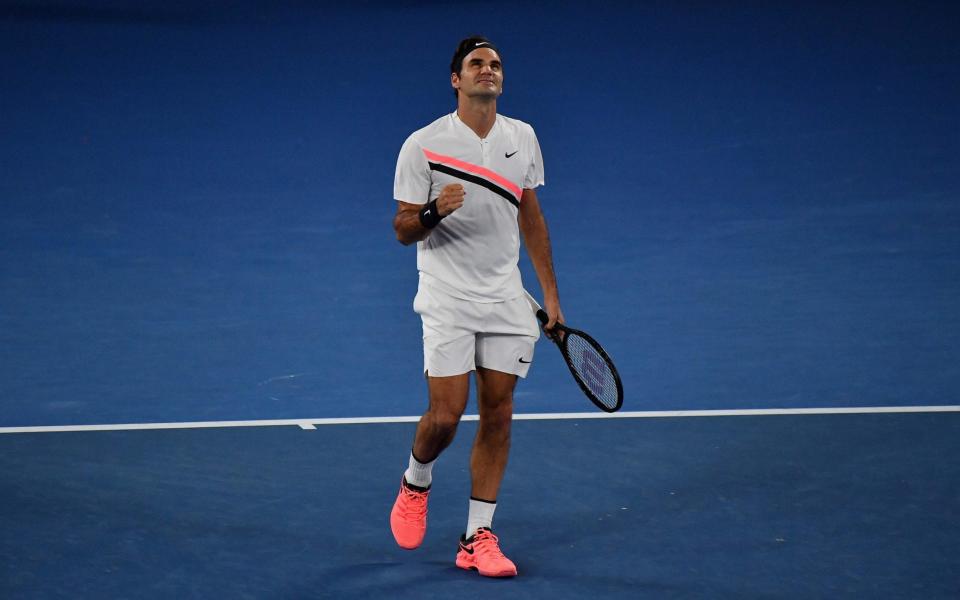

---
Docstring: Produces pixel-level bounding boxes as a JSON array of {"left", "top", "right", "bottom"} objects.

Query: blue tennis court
[
  {"left": 2, "top": 413, "right": 958, "bottom": 598},
  {"left": 2, "top": 1, "right": 958, "bottom": 597}
]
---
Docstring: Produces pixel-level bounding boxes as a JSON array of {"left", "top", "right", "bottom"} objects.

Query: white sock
[
  {"left": 466, "top": 497, "right": 497, "bottom": 539},
  {"left": 403, "top": 452, "right": 435, "bottom": 489}
]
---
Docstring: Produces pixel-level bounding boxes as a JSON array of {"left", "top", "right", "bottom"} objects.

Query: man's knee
[
  {"left": 478, "top": 392, "right": 513, "bottom": 429},
  {"left": 426, "top": 375, "right": 470, "bottom": 432},
  {"left": 476, "top": 370, "right": 515, "bottom": 420},
  {"left": 427, "top": 406, "right": 464, "bottom": 433}
]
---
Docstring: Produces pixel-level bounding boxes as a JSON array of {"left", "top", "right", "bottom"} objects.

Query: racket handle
[{"left": 536, "top": 309, "right": 549, "bottom": 325}]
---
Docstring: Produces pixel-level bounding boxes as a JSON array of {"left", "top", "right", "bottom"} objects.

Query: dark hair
[{"left": 450, "top": 35, "right": 500, "bottom": 97}]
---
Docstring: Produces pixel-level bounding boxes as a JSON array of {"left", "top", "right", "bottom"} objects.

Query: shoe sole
[{"left": 456, "top": 558, "right": 517, "bottom": 577}]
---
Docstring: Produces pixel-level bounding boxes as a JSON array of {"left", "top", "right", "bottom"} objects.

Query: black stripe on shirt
[{"left": 427, "top": 162, "right": 520, "bottom": 208}]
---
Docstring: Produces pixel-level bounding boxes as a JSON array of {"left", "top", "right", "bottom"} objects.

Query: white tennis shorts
[{"left": 414, "top": 284, "right": 540, "bottom": 378}]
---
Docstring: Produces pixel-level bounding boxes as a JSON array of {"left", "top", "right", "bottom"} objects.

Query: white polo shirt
[{"left": 394, "top": 112, "right": 545, "bottom": 303}]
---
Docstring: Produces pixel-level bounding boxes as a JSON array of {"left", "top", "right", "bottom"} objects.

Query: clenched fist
[{"left": 436, "top": 184, "right": 465, "bottom": 216}]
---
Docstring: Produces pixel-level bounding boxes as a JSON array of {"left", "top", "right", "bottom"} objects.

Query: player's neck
[{"left": 456, "top": 99, "right": 497, "bottom": 139}]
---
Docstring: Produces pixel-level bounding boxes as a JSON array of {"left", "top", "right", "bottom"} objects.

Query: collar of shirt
[{"left": 452, "top": 111, "right": 500, "bottom": 144}]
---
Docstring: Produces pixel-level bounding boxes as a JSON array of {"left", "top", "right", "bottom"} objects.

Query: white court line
[{"left": 0, "top": 405, "right": 957, "bottom": 434}]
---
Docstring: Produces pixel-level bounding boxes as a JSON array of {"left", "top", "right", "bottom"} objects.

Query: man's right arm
[
  {"left": 393, "top": 184, "right": 466, "bottom": 245},
  {"left": 394, "top": 201, "right": 432, "bottom": 245}
]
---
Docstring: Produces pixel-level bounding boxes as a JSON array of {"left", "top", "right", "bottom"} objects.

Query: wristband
[{"left": 418, "top": 198, "right": 445, "bottom": 229}]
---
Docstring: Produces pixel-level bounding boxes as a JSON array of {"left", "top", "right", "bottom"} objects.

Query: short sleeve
[
  {"left": 522, "top": 126, "right": 545, "bottom": 189},
  {"left": 394, "top": 135, "right": 431, "bottom": 205}
]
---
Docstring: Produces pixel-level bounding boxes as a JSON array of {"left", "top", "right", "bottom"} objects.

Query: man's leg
[
  {"left": 470, "top": 366, "right": 516, "bottom": 502},
  {"left": 455, "top": 366, "right": 519, "bottom": 577},
  {"left": 413, "top": 373, "right": 471, "bottom": 464},
  {"left": 391, "top": 372, "right": 470, "bottom": 549}
]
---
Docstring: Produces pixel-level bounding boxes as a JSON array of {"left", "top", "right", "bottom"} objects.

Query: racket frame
[{"left": 536, "top": 310, "right": 624, "bottom": 413}]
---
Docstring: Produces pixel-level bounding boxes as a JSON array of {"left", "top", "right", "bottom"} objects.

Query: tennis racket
[{"left": 534, "top": 305, "right": 624, "bottom": 413}]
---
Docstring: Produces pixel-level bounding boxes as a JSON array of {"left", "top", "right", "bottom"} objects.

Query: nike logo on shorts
[{"left": 518, "top": 357, "right": 532, "bottom": 364}]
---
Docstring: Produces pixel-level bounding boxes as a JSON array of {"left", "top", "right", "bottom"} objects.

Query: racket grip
[{"left": 536, "top": 309, "right": 549, "bottom": 325}]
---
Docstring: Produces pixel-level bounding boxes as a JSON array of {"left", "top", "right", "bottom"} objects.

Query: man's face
[{"left": 452, "top": 48, "right": 503, "bottom": 99}]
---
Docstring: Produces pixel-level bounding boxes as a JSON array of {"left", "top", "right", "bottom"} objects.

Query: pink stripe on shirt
[{"left": 422, "top": 149, "right": 522, "bottom": 201}]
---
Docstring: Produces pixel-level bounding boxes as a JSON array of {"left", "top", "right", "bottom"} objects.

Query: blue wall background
[{"left": 1, "top": 1, "right": 958, "bottom": 425}]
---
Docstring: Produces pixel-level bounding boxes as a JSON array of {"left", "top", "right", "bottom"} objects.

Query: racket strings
[{"left": 565, "top": 333, "right": 620, "bottom": 410}]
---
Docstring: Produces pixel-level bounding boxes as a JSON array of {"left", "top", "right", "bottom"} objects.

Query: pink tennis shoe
[
  {"left": 390, "top": 478, "right": 430, "bottom": 549},
  {"left": 456, "top": 527, "right": 518, "bottom": 577}
]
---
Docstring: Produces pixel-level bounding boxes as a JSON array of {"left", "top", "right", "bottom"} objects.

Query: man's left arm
[{"left": 518, "top": 188, "right": 564, "bottom": 332}]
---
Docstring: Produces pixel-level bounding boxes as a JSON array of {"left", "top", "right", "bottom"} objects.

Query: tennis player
[{"left": 390, "top": 35, "right": 563, "bottom": 578}]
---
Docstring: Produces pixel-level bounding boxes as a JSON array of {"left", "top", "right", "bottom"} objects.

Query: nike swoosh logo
[
  {"left": 475, "top": 42, "right": 489, "bottom": 47},
  {"left": 518, "top": 357, "right": 532, "bottom": 363},
  {"left": 505, "top": 151, "right": 518, "bottom": 158},
  {"left": 459, "top": 542, "right": 474, "bottom": 554}
]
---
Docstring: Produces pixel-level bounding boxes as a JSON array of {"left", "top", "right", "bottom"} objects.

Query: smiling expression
[{"left": 452, "top": 47, "right": 503, "bottom": 99}]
